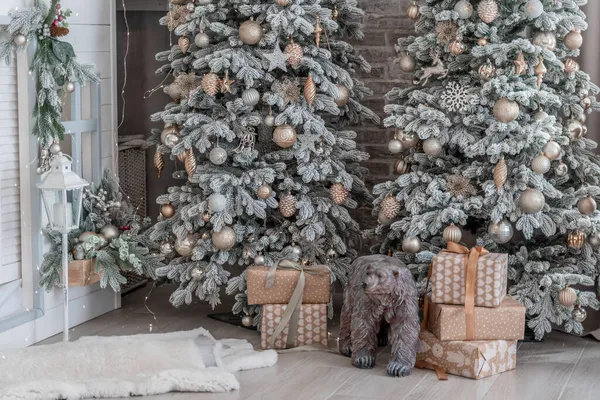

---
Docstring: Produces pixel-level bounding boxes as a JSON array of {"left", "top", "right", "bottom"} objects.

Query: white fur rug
[{"left": 0, "top": 328, "right": 277, "bottom": 399}]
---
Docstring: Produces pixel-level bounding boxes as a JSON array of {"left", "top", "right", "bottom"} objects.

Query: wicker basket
[{"left": 118, "top": 135, "right": 147, "bottom": 217}]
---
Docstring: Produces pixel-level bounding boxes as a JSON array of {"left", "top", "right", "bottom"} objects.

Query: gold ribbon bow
[
  {"left": 266, "top": 259, "right": 329, "bottom": 348},
  {"left": 422, "top": 242, "right": 488, "bottom": 340}
]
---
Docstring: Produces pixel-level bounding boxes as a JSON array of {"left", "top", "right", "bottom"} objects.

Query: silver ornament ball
[
  {"left": 532, "top": 154, "right": 551, "bottom": 174},
  {"left": 524, "top": 0, "right": 544, "bottom": 19},
  {"left": 208, "top": 193, "right": 227, "bottom": 212},
  {"left": 402, "top": 236, "right": 421, "bottom": 254},
  {"left": 543, "top": 141, "right": 561, "bottom": 160},
  {"left": 191, "top": 267, "right": 204, "bottom": 280},
  {"left": 175, "top": 234, "right": 197, "bottom": 257},
  {"left": 378, "top": 210, "right": 394, "bottom": 225},
  {"left": 65, "top": 82, "right": 76, "bottom": 93},
  {"left": 578, "top": 196, "right": 597, "bottom": 215},
  {"left": 443, "top": 223, "right": 462, "bottom": 243},
  {"left": 290, "top": 244, "right": 303, "bottom": 257},
  {"left": 100, "top": 224, "right": 120, "bottom": 241},
  {"left": 587, "top": 232, "right": 600, "bottom": 248},
  {"left": 564, "top": 30, "right": 583, "bottom": 50},
  {"left": 519, "top": 188, "right": 545, "bottom": 214},
  {"left": 209, "top": 147, "right": 228, "bottom": 165},
  {"left": 454, "top": 0, "right": 474, "bottom": 19},
  {"left": 555, "top": 161, "right": 569, "bottom": 177},
  {"left": 532, "top": 31, "right": 557, "bottom": 51},
  {"left": 398, "top": 53, "right": 416, "bottom": 72},
  {"left": 49, "top": 142, "right": 61, "bottom": 154},
  {"left": 388, "top": 138, "right": 404, "bottom": 154},
  {"left": 400, "top": 132, "right": 419, "bottom": 148},
  {"left": 264, "top": 114, "right": 275, "bottom": 127},
  {"left": 241, "top": 315, "right": 253, "bottom": 327},
  {"left": 242, "top": 88, "right": 261, "bottom": 106},
  {"left": 164, "top": 133, "right": 180, "bottom": 149},
  {"left": 254, "top": 254, "right": 266, "bottom": 266},
  {"left": 212, "top": 226, "right": 236, "bottom": 250},
  {"left": 423, "top": 137, "right": 442, "bottom": 156},
  {"left": 334, "top": 84, "right": 350, "bottom": 107},
  {"left": 493, "top": 98, "right": 520, "bottom": 123},
  {"left": 195, "top": 32, "right": 210, "bottom": 48},
  {"left": 13, "top": 34, "right": 27, "bottom": 46},
  {"left": 488, "top": 220, "right": 514, "bottom": 244},
  {"left": 573, "top": 307, "right": 587, "bottom": 323}
]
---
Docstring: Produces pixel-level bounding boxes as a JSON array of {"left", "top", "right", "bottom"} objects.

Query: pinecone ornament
[
  {"left": 285, "top": 40, "right": 303, "bottom": 67},
  {"left": 201, "top": 73, "right": 219, "bottom": 96},
  {"left": 381, "top": 195, "right": 401, "bottom": 219},
  {"left": 279, "top": 193, "right": 297, "bottom": 217},
  {"left": 478, "top": 0, "right": 499, "bottom": 24},
  {"left": 330, "top": 183, "right": 349, "bottom": 205}
]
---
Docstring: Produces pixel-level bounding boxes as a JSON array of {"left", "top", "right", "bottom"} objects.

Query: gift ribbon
[
  {"left": 415, "top": 360, "right": 448, "bottom": 380},
  {"left": 422, "top": 243, "right": 488, "bottom": 340},
  {"left": 266, "top": 259, "right": 329, "bottom": 349}
]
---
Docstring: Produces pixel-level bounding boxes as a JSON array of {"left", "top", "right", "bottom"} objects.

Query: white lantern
[{"left": 36, "top": 152, "right": 89, "bottom": 342}]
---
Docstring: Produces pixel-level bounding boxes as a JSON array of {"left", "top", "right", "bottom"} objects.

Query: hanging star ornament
[
  {"left": 261, "top": 39, "right": 290, "bottom": 72},
  {"left": 220, "top": 71, "right": 234, "bottom": 93},
  {"left": 514, "top": 50, "right": 527, "bottom": 75}
]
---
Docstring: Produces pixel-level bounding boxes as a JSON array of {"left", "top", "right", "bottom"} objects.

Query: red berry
[
  {"left": 56, "top": 4, "right": 61, "bottom": 10},
  {"left": 53, "top": 20, "right": 59, "bottom": 26},
  {"left": 58, "top": 16, "right": 64, "bottom": 21}
]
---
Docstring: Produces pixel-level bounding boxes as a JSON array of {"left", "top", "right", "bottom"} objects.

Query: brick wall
[{"left": 349, "top": 0, "right": 413, "bottom": 232}]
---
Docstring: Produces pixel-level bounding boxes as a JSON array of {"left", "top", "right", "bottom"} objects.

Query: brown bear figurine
[{"left": 339, "top": 254, "right": 420, "bottom": 377}]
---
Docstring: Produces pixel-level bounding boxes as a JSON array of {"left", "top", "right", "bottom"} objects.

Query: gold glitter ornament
[
  {"left": 380, "top": 194, "right": 401, "bottom": 219},
  {"left": 493, "top": 98, "right": 520, "bottom": 123},
  {"left": 239, "top": 18, "right": 263, "bottom": 45},
  {"left": 167, "top": 5, "right": 189, "bottom": 31},
  {"left": 304, "top": 74, "right": 316, "bottom": 105},
  {"left": 568, "top": 230, "right": 585, "bottom": 250},
  {"left": 279, "top": 193, "right": 297, "bottom": 217},
  {"left": 478, "top": 0, "right": 499, "bottom": 24},
  {"left": 285, "top": 39, "right": 303, "bottom": 67},
  {"left": 494, "top": 156, "right": 508, "bottom": 189},
  {"left": 257, "top": 184, "right": 273, "bottom": 199},
  {"left": 446, "top": 174, "right": 477, "bottom": 198},
  {"left": 212, "top": 226, "right": 236, "bottom": 250},
  {"left": 449, "top": 40, "right": 465, "bottom": 55},
  {"left": 201, "top": 73, "right": 219, "bottom": 96},
  {"left": 435, "top": 21, "right": 458, "bottom": 44},
  {"left": 154, "top": 150, "right": 164, "bottom": 178},
  {"left": 330, "top": 183, "right": 349, "bottom": 205}
]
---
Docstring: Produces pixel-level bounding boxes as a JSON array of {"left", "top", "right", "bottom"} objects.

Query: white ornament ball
[
  {"left": 564, "top": 30, "right": 583, "bottom": 50},
  {"left": 388, "top": 138, "right": 404, "bottom": 154},
  {"left": 241, "top": 315, "right": 253, "bottom": 327},
  {"left": 573, "top": 307, "right": 587, "bottom": 323},
  {"left": 175, "top": 234, "right": 197, "bottom": 257},
  {"left": 493, "top": 98, "right": 520, "bottom": 123},
  {"left": 524, "top": 0, "right": 544, "bottom": 19},
  {"left": 242, "top": 88, "right": 261, "bottom": 106},
  {"left": 488, "top": 220, "right": 514, "bottom": 244},
  {"left": 555, "top": 161, "right": 569, "bottom": 177},
  {"left": 519, "top": 188, "right": 545, "bottom": 214},
  {"left": 532, "top": 31, "right": 557, "bottom": 51},
  {"left": 264, "top": 114, "right": 275, "bottom": 127},
  {"left": 13, "top": 34, "right": 27, "bottom": 46},
  {"left": 532, "top": 154, "right": 551, "bottom": 174},
  {"left": 209, "top": 147, "right": 228, "bottom": 165},
  {"left": 402, "top": 236, "right": 421, "bottom": 254},
  {"left": 423, "top": 137, "right": 442, "bottom": 156},
  {"left": 101, "top": 224, "right": 120, "bottom": 241},
  {"left": 212, "top": 226, "right": 236, "bottom": 250},
  {"left": 239, "top": 19, "right": 263, "bottom": 45},
  {"left": 398, "top": 53, "right": 416, "bottom": 72},
  {"left": 208, "top": 193, "right": 227, "bottom": 212},
  {"left": 378, "top": 210, "right": 394, "bottom": 225},
  {"left": 454, "top": 0, "right": 474, "bottom": 19},
  {"left": 191, "top": 267, "right": 204, "bottom": 280},
  {"left": 65, "top": 82, "right": 76, "bottom": 93},
  {"left": 254, "top": 254, "right": 265, "bottom": 265},
  {"left": 49, "top": 142, "right": 61, "bottom": 155},
  {"left": 195, "top": 32, "right": 210, "bottom": 48},
  {"left": 588, "top": 232, "right": 600, "bottom": 248},
  {"left": 578, "top": 196, "right": 597, "bottom": 215},
  {"left": 443, "top": 223, "right": 462, "bottom": 243},
  {"left": 290, "top": 244, "right": 303, "bottom": 257},
  {"left": 534, "top": 110, "right": 548, "bottom": 121},
  {"left": 543, "top": 141, "right": 561, "bottom": 160}
]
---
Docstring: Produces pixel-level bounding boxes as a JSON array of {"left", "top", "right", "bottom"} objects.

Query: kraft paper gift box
[
  {"left": 247, "top": 264, "right": 330, "bottom": 305},
  {"left": 68, "top": 259, "right": 101, "bottom": 287},
  {"left": 261, "top": 304, "right": 328, "bottom": 349},
  {"left": 428, "top": 296, "right": 526, "bottom": 341},
  {"left": 417, "top": 331, "right": 517, "bottom": 380},
  {"left": 431, "top": 250, "right": 508, "bottom": 308}
]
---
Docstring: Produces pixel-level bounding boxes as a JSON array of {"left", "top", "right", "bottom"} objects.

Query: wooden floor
[{"left": 40, "top": 283, "right": 600, "bottom": 400}]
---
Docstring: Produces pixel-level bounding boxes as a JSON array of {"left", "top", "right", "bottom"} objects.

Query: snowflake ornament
[
  {"left": 435, "top": 21, "right": 458, "bottom": 44},
  {"left": 440, "top": 81, "right": 472, "bottom": 112},
  {"left": 446, "top": 174, "right": 477, "bottom": 198},
  {"left": 272, "top": 78, "right": 300, "bottom": 105}
]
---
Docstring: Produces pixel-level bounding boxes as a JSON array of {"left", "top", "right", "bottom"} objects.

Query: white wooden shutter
[{"left": 0, "top": 52, "right": 22, "bottom": 286}]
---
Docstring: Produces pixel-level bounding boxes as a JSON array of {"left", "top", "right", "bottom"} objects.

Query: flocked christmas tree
[
  {"left": 365, "top": 0, "right": 600, "bottom": 339},
  {"left": 148, "top": 0, "right": 378, "bottom": 316}
]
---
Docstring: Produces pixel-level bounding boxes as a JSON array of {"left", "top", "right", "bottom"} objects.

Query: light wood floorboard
[{"left": 37, "top": 283, "right": 600, "bottom": 400}]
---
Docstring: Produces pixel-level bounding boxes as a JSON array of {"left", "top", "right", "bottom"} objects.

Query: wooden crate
[{"left": 68, "top": 259, "right": 102, "bottom": 287}]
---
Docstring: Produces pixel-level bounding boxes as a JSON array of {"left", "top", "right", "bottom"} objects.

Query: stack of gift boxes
[
  {"left": 247, "top": 262, "right": 330, "bottom": 349},
  {"left": 417, "top": 245, "right": 526, "bottom": 379}
]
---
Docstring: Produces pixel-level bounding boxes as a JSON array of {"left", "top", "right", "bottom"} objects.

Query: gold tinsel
[
  {"left": 285, "top": 39, "right": 303, "bottom": 67},
  {"left": 178, "top": 36, "right": 191, "bottom": 53},
  {"left": 201, "top": 73, "right": 220, "bottom": 96},
  {"left": 154, "top": 150, "right": 164, "bottom": 178},
  {"left": 314, "top": 16, "right": 323, "bottom": 48},
  {"left": 330, "top": 183, "right": 349, "bottom": 205},
  {"left": 446, "top": 174, "right": 476, "bottom": 198},
  {"left": 494, "top": 156, "right": 508, "bottom": 189},
  {"left": 185, "top": 149, "right": 197, "bottom": 178},
  {"left": 381, "top": 194, "right": 401, "bottom": 219},
  {"left": 435, "top": 21, "right": 458, "bottom": 44},
  {"left": 304, "top": 74, "right": 316, "bottom": 105}
]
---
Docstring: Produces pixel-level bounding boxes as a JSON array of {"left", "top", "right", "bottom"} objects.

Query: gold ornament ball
[
  {"left": 257, "top": 184, "right": 273, "bottom": 199},
  {"left": 568, "top": 230, "right": 585, "bottom": 250},
  {"left": 543, "top": 141, "right": 561, "bottom": 160},
  {"left": 398, "top": 53, "right": 416, "bottom": 72},
  {"left": 161, "top": 203, "right": 176, "bottom": 218},
  {"left": 407, "top": 2, "right": 420, "bottom": 20},
  {"left": 532, "top": 153, "right": 551, "bottom": 174},
  {"left": 330, "top": 183, "right": 349, "bottom": 205},
  {"left": 443, "top": 223, "right": 462, "bottom": 243},
  {"left": 578, "top": 195, "right": 597, "bottom": 215},
  {"left": 573, "top": 307, "right": 587, "bottom": 323},
  {"left": 477, "top": 37, "right": 489, "bottom": 46},
  {"left": 394, "top": 159, "right": 410, "bottom": 175},
  {"left": 175, "top": 234, "right": 197, "bottom": 257},
  {"left": 402, "top": 236, "right": 421, "bottom": 253},
  {"left": 195, "top": 32, "right": 210, "bottom": 48},
  {"left": 478, "top": 0, "right": 499, "bottom": 24},
  {"left": 559, "top": 287, "right": 577, "bottom": 307},
  {"left": 101, "top": 225, "right": 120, "bottom": 241},
  {"left": 239, "top": 19, "right": 263, "bottom": 45},
  {"left": 423, "top": 137, "right": 442, "bottom": 156},
  {"left": 242, "top": 315, "right": 253, "bottom": 327},
  {"left": 564, "top": 58, "right": 580, "bottom": 73},
  {"left": 212, "top": 226, "right": 236, "bottom": 250},
  {"left": 13, "top": 34, "right": 27, "bottom": 46},
  {"left": 334, "top": 84, "right": 350, "bottom": 106},
  {"left": 532, "top": 31, "right": 556, "bottom": 51},
  {"left": 279, "top": 194, "right": 297, "bottom": 217},
  {"left": 564, "top": 30, "right": 583, "bottom": 50},
  {"left": 449, "top": 40, "right": 465, "bottom": 55},
  {"left": 519, "top": 187, "right": 545, "bottom": 214},
  {"left": 273, "top": 125, "right": 297, "bottom": 148},
  {"left": 493, "top": 98, "right": 520, "bottom": 123}
]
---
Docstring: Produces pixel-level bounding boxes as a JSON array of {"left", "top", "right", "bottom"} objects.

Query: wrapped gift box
[
  {"left": 431, "top": 251, "right": 508, "bottom": 308},
  {"left": 261, "top": 304, "right": 328, "bottom": 349},
  {"left": 68, "top": 259, "right": 101, "bottom": 287},
  {"left": 428, "top": 296, "right": 525, "bottom": 341},
  {"left": 417, "top": 331, "right": 517, "bottom": 380},
  {"left": 247, "top": 265, "right": 330, "bottom": 305}
]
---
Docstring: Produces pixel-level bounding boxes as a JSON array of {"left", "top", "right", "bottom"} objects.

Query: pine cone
[
  {"left": 381, "top": 195, "right": 401, "bottom": 219},
  {"left": 330, "top": 183, "right": 349, "bottom": 205},
  {"left": 50, "top": 26, "right": 69, "bottom": 37},
  {"left": 285, "top": 41, "right": 303, "bottom": 67},
  {"left": 279, "top": 194, "right": 297, "bottom": 217},
  {"left": 201, "top": 73, "right": 219, "bottom": 96},
  {"left": 478, "top": 0, "right": 499, "bottom": 24}
]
